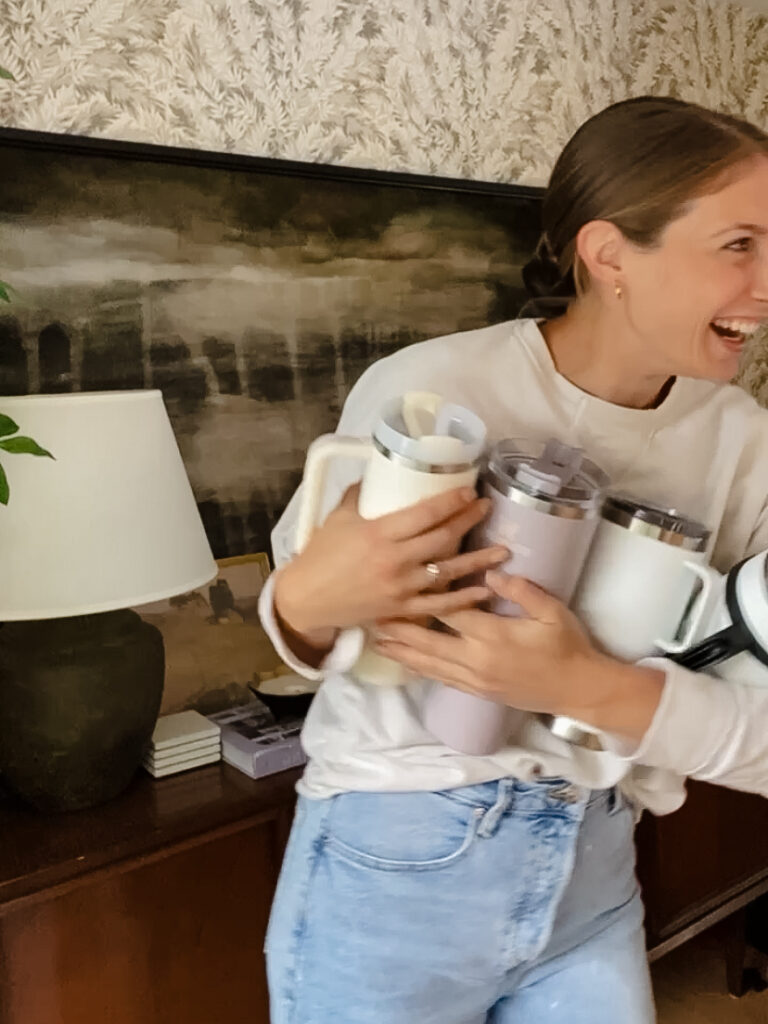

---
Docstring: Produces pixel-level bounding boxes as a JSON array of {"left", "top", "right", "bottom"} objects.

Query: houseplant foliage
[
  {"left": 0, "top": 415, "right": 54, "bottom": 506},
  {"left": 0, "top": 63, "right": 55, "bottom": 503},
  {"left": 0, "top": 270, "right": 54, "bottom": 501}
]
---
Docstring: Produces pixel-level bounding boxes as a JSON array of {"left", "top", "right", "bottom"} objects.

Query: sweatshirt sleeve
[
  {"left": 624, "top": 657, "right": 768, "bottom": 797},
  {"left": 257, "top": 573, "right": 365, "bottom": 681},
  {"left": 258, "top": 358, "right": 400, "bottom": 680},
  {"left": 624, "top": 499, "right": 768, "bottom": 797}
]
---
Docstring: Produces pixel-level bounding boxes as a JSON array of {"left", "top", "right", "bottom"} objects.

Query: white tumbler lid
[
  {"left": 373, "top": 392, "right": 486, "bottom": 471},
  {"left": 602, "top": 494, "right": 710, "bottom": 551}
]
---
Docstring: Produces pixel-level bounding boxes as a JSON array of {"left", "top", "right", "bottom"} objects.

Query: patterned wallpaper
[
  {"left": 1, "top": 0, "right": 766, "bottom": 185},
  {"left": 1, "top": 0, "right": 767, "bottom": 396}
]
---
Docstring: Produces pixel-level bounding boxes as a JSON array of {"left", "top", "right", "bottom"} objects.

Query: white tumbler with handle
[
  {"left": 548, "top": 496, "right": 711, "bottom": 746},
  {"left": 657, "top": 548, "right": 768, "bottom": 688},
  {"left": 294, "top": 391, "right": 487, "bottom": 686},
  {"left": 423, "top": 438, "right": 609, "bottom": 754}
]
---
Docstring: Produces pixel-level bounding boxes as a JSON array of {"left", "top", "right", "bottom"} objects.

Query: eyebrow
[{"left": 713, "top": 223, "right": 768, "bottom": 237}]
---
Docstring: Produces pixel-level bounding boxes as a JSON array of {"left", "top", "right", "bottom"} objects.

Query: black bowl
[{"left": 249, "top": 685, "right": 315, "bottom": 722}]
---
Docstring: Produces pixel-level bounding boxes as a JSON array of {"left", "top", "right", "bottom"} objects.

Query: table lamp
[{"left": 0, "top": 390, "right": 217, "bottom": 811}]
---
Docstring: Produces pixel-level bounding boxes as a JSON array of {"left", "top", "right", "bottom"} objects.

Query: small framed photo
[{"left": 134, "top": 552, "right": 283, "bottom": 715}]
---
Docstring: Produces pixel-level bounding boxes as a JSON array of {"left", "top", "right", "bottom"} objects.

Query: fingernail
[
  {"left": 486, "top": 570, "right": 506, "bottom": 584},
  {"left": 492, "top": 546, "right": 509, "bottom": 560},
  {"left": 460, "top": 487, "right": 477, "bottom": 501}
]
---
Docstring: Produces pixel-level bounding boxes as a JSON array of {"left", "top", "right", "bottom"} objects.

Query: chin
[
  {"left": 687, "top": 358, "right": 742, "bottom": 383},
  {"left": 711, "top": 364, "right": 742, "bottom": 382},
  {"left": 699, "top": 334, "right": 749, "bottom": 381}
]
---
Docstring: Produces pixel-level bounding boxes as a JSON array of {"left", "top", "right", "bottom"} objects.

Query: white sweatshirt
[{"left": 258, "top": 319, "right": 768, "bottom": 815}]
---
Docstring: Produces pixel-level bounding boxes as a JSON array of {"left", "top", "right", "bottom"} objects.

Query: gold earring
[{"left": 615, "top": 282, "right": 623, "bottom": 299}]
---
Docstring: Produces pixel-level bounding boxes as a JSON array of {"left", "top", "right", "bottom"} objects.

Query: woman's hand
[
  {"left": 273, "top": 485, "right": 508, "bottom": 646},
  {"left": 375, "top": 572, "right": 597, "bottom": 715},
  {"left": 375, "top": 571, "right": 666, "bottom": 743}
]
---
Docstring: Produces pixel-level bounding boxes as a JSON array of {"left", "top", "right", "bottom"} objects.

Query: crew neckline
[{"left": 519, "top": 319, "right": 700, "bottom": 431}]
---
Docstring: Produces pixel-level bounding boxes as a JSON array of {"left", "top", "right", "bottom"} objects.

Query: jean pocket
[{"left": 324, "top": 790, "right": 484, "bottom": 872}]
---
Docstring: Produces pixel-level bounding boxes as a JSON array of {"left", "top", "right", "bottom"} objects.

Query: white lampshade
[{"left": 0, "top": 390, "right": 217, "bottom": 620}]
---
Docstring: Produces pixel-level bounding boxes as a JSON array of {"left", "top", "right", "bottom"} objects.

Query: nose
[{"left": 754, "top": 250, "right": 768, "bottom": 305}]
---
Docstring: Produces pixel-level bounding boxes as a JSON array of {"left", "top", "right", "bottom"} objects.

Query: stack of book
[
  {"left": 207, "top": 698, "right": 306, "bottom": 780},
  {"left": 143, "top": 710, "right": 222, "bottom": 778}
]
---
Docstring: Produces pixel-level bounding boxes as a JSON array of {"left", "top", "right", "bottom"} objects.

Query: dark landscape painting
[{"left": 0, "top": 130, "right": 542, "bottom": 558}]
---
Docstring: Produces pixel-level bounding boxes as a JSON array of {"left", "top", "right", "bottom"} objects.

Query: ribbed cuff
[
  {"left": 619, "top": 657, "right": 740, "bottom": 776},
  {"left": 257, "top": 573, "right": 365, "bottom": 682}
]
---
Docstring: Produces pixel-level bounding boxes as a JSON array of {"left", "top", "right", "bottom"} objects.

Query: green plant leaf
[
  {"left": 0, "top": 67, "right": 15, "bottom": 81},
  {"left": 0, "top": 281, "right": 11, "bottom": 302},
  {"left": 0, "top": 436, "right": 54, "bottom": 458},
  {"left": 0, "top": 414, "right": 19, "bottom": 438},
  {"left": 0, "top": 462, "right": 8, "bottom": 505}
]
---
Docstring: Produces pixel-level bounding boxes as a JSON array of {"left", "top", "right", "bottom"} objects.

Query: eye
[{"left": 725, "top": 236, "right": 754, "bottom": 253}]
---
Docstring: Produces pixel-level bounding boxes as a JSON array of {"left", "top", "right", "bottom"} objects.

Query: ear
[{"left": 575, "top": 220, "right": 629, "bottom": 289}]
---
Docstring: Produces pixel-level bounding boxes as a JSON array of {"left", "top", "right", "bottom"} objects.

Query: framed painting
[
  {"left": 132, "top": 551, "right": 282, "bottom": 716},
  {"left": 0, "top": 127, "right": 543, "bottom": 558}
]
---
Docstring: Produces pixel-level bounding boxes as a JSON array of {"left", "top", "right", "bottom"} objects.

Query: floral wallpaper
[
  {"left": 1, "top": 0, "right": 766, "bottom": 185},
  {"left": 0, "top": 0, "right": 767, "bottom": 394}
]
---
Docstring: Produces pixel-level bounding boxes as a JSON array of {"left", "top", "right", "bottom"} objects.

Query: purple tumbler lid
[{"left": 485, "top": 438, "right": 609, "bottom": 516}]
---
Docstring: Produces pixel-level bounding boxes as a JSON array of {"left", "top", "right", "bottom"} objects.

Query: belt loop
[
  {"left": 477, "top": 779, "right": 514, "bottom": 838},
  {"left": 606, "top": 786, "right": 625, "bottom": 816},
  {"left": 548, "top": 782, "right": 588, "bottom": 805}
]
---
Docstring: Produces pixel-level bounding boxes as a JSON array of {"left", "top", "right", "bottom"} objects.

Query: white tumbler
[
  {"left": 659, "top": 548, "right": 768, "bottom": 688},
  {"left": 423, "top": 438, "right": 609, "bottom": 754},
  {"left": 548, "top": 495, "right": 711, "bottom": 745},
  {"left": 294, "top": 391, "right": 487, "bottom": 686}
]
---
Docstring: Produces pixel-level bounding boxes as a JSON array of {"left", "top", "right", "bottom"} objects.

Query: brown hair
[{"left": 522, "top": 96, "right": 768, "bottom": 318}]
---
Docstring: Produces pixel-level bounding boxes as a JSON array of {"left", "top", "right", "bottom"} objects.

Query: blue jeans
[{"left": 266, "top": 778, "right": 654, "bottom": 1023}]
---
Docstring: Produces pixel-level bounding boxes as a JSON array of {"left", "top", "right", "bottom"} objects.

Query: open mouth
[{"left": 710, "top": 318, "right": 764, "bottom": 348}]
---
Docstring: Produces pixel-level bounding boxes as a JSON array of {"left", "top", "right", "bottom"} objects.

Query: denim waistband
[{"left": 438, "top": 776, "right": 613, "bottom": 813}]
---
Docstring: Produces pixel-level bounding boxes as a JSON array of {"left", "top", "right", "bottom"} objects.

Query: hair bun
[
  {"left": 519, "top": 235, "right": 576, "bottom": 318},
  {"left": 521, "top": 236, "right": 562, "bottom": 297}
]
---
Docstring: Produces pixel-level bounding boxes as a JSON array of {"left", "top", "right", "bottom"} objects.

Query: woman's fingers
[
  {"left": 487, "top": 572, "right": 563, "bottom": 624},
  {"left": 374, "top": 636, "right": 478, "bottom": 691},
  {"left": 399, "top": 498, "right": 491, "bottom": 564},
  {"left": 338, "top": 482, "right": 362, "bottom": 509},
  {"left": 401, "top": 584, "right": 492, "bottom": 617},
  {"left": 376, "top": 487, "right": 481, "bottom": 542},
  {"left": 375, "top": 619, "right": 478, "bottom": 673},
  {"left": 402, "top": 545, "right": 507, "bottom": 593}
]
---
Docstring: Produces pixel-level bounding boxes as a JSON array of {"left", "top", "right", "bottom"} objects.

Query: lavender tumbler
[{"left": 422, "top": 439, "right": 609, "bottom": 755}]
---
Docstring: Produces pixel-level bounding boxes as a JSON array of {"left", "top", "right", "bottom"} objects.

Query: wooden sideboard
[
  {"left": 1, "top": 764, "right": 768, "bottom": 1023},
  {"left": 637, "top": 779, "right": 768, "bottom": 961},
  {"left": 0, "top": 764, "right": 299, "bottom": 1024}
]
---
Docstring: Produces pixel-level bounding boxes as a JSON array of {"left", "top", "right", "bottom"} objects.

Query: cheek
[
  {"left": 630, "top": 261, "right": 700, "bottom": 327},
  {"left": 630, "top": 253, "right": 730, "bottom": 331}
]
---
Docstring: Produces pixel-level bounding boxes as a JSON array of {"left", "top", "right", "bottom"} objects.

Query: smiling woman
[
  {"left": 259, "top": 96, "right": 768, "bottom": 1024},
  {"left": 540, "top": 154, "right": 768, "bottom": 406},
  {"left": 521, "top": 97, "right": 768, "bottom": 406}
]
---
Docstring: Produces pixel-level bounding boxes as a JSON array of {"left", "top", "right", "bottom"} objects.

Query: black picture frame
[{"left": 0, "top": 127, "right": 543, "bottom": 557}]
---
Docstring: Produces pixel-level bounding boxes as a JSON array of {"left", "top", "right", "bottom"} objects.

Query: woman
[{"left": 258, "top": 97, "right": 768, "bottom": 1023}]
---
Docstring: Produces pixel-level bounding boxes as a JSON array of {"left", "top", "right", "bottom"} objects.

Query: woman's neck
[{"left": 539, "top": 298, "right": 673, "bottom": 410}]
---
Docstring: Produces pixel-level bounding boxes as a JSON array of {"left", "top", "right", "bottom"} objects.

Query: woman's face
[{"left": 621, "top": 155, "right": 768, "bottom": 382}]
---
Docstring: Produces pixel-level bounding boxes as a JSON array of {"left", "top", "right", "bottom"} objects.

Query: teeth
[{"left": 712, "top": 318, "right": 764, "bottom": 337}]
